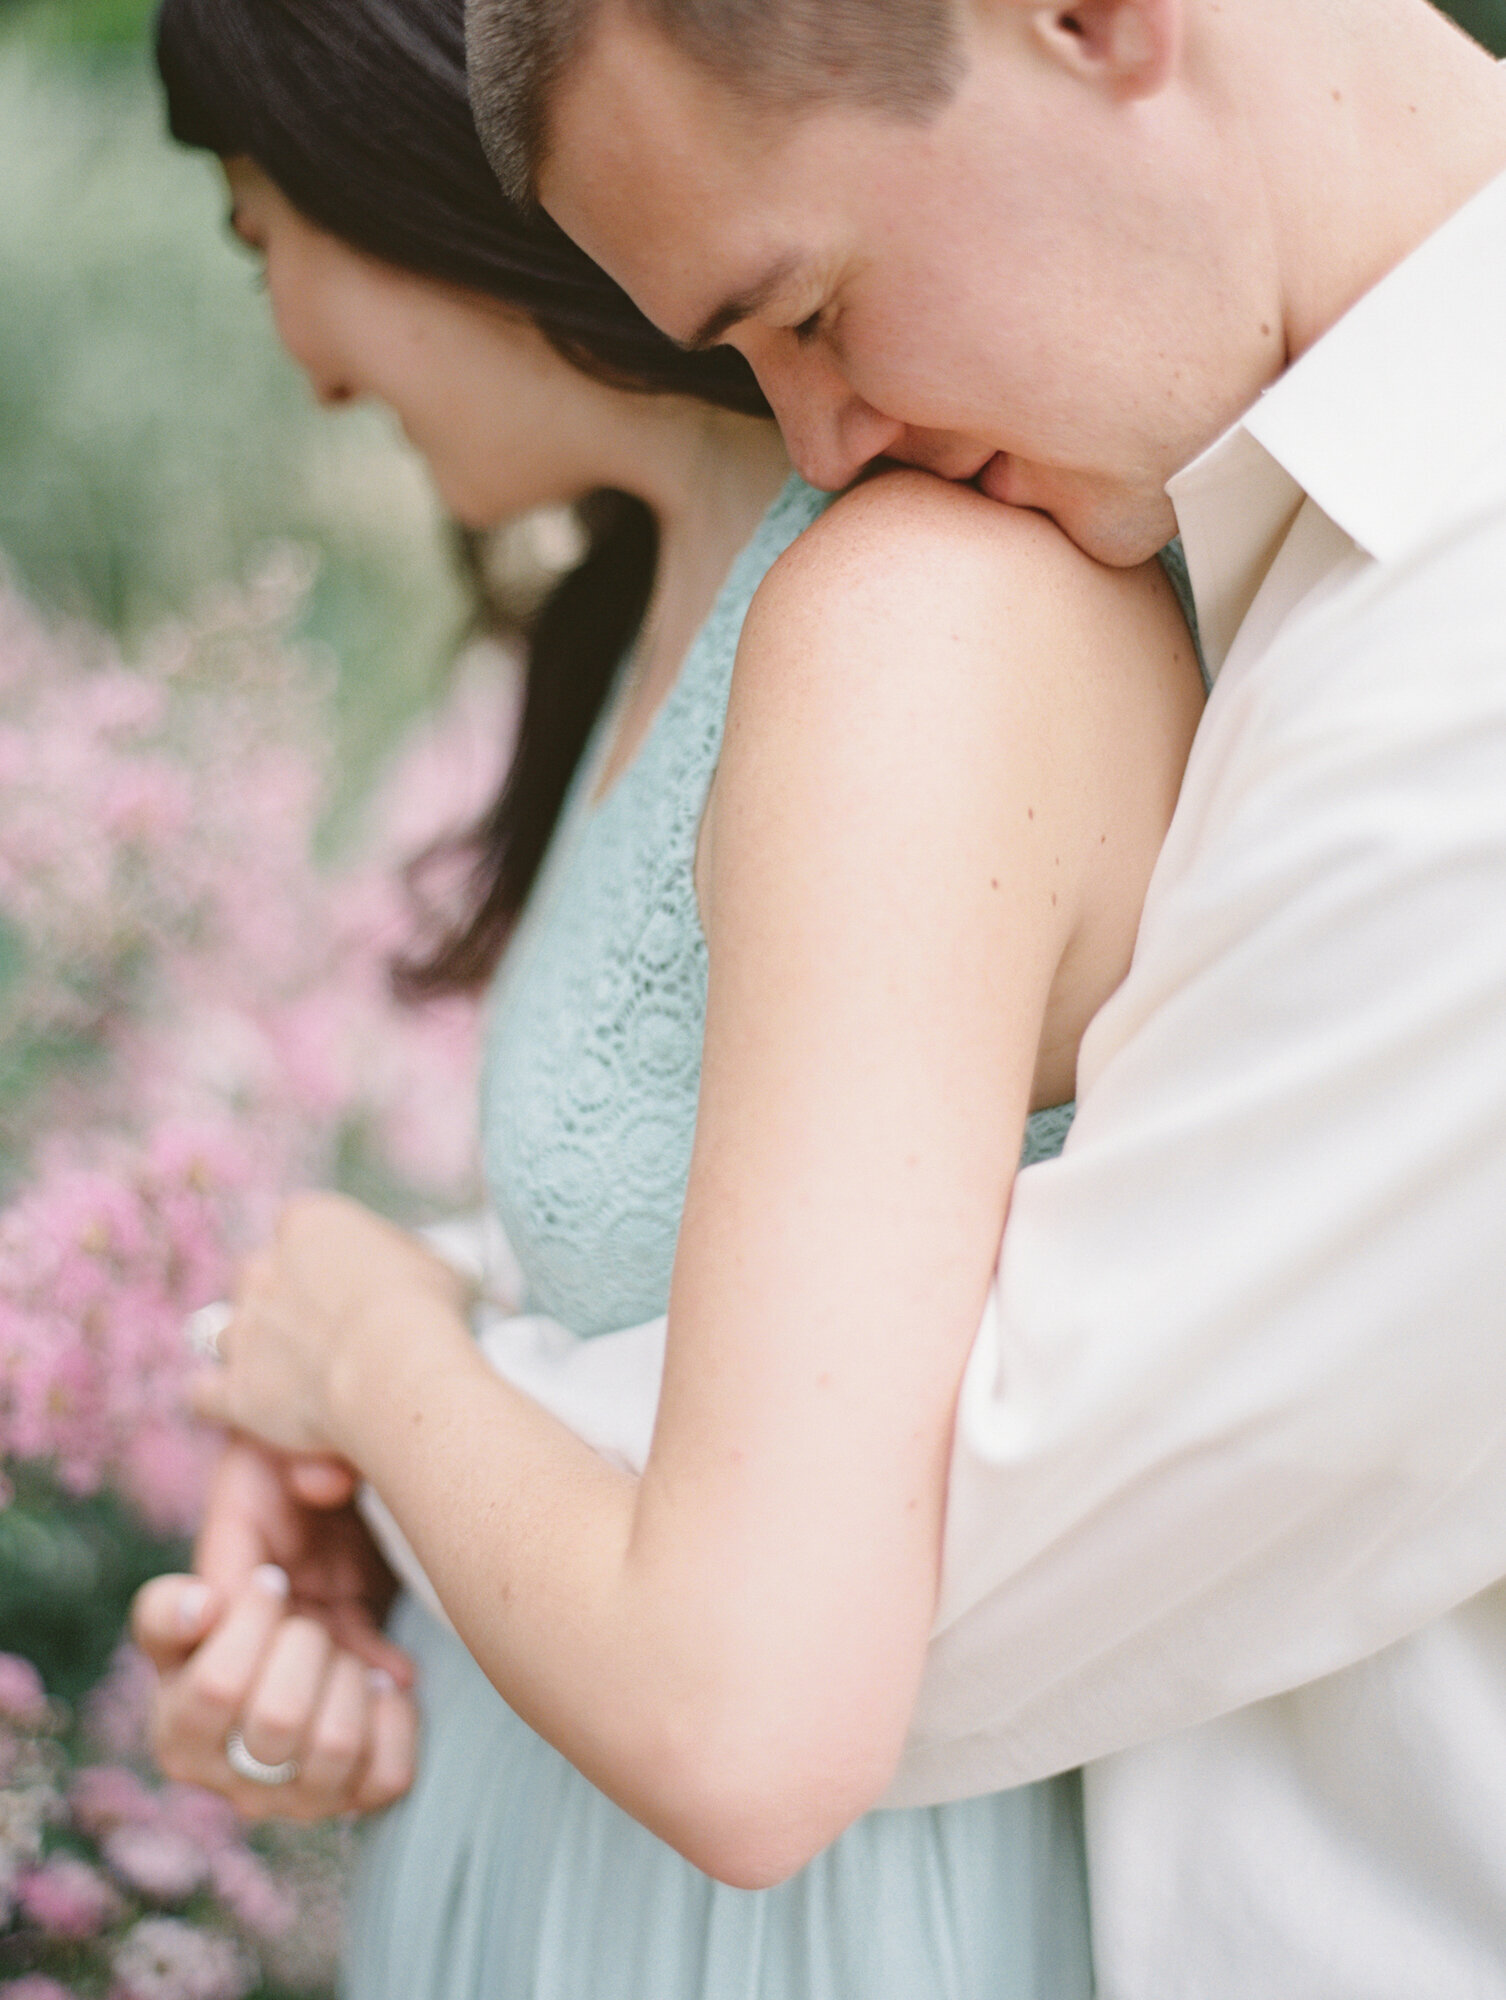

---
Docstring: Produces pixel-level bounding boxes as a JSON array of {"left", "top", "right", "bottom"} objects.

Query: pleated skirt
[{"left": 343, "top": 1595, "right": 1093, "bottom": 2000}]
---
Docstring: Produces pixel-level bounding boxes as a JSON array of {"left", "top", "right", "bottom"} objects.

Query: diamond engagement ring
[
  {"left": 184, "top": 1300, "right": 232, "bottom": 1365},
  {"left": 225, "top": 1726, "right": 299, "bottom": 1788}
]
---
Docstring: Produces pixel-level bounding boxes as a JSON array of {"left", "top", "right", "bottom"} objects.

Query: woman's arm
[{"left": 197, "top": 474, "right": 1199, "bottom": 1881}]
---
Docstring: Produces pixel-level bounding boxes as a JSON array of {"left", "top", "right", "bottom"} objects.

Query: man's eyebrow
[{"left": 680, "top": 254, "right": 802, "bottom": 352}]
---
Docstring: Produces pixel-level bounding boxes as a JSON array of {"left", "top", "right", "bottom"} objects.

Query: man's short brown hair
[{"left": 467, "top": 0, "right": 962, "bottom": 204}]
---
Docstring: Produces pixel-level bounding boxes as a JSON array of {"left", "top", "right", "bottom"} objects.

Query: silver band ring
[
  {"left": 185, "top": 1300, "right": 232, "bottom": 1365},
  {"left": 225, "top": 1726, "right": 299, "bottom": 1788}
]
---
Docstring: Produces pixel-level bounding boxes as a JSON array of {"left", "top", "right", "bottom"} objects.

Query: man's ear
[{"left": 1024, "top": 0, "right": 1180, "bottom": 98}]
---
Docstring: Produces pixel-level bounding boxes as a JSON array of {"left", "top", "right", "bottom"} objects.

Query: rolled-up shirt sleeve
[{"left": 888, "top": 496, "right": 1506, "bottom": 1804}]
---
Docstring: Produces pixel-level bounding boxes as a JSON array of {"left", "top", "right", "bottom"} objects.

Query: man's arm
[{"left": 887, "top": 504, "right": 1506, "bottom": 1801}]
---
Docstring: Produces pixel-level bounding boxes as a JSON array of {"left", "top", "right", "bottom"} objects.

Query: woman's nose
[
  {"left": 744, "top": 338, "right": 904, "bottom": 491},
  {"left": 266, "top": 293, "right": 355, "bottom": 408}
]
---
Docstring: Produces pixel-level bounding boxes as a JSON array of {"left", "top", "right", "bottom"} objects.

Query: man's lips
[
  {"left": 880, "top": 445, "right": 1020, "bottom": 498},
  {"left": 974, "top": 453, "right": 1016, "bottom": 505},
  {"left": 923, "top": 448, "right": 997, "bottom": 486}
]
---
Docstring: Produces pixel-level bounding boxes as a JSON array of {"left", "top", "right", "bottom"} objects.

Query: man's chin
[
  {"left": 1070, "top": 506, "right": 1182, "bottom": 569},
  {"left": 977, "top": 457, "right": 1176, "bottom": 568}
]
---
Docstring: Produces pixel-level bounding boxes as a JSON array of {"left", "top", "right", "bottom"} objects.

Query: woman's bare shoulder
[
  {"left": 760, "top": 468, "right": 1095, "bottom": 630},
  {"left": 731, "top": 467, "right": 1199, "bottom": 768}
]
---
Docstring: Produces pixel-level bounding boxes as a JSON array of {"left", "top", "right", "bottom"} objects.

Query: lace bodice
[{"left": 480, "top": 475, "right": 1074, "bottom": 1337}]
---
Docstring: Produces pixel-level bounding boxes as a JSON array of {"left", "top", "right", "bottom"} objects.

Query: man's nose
[{"left": 743, "top": 338, "right": 904, "bottom": 491}]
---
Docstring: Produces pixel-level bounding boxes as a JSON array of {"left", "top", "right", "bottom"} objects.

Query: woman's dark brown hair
[{"left": 156, "top": 0, "right": 769, "bottom": 993}]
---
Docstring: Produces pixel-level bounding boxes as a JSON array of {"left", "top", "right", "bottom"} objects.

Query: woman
[{"left": 142, "top": 0, "right": 1203, "bottom": 1990}]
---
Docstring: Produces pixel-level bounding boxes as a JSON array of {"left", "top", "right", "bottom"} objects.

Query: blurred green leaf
[
  {"left": 5, "top": 0, "right": 157, "bottom": 51},
  {"left": 0, "top": 1469, "right": 187, "bottom": 1704},
  {"left": 1443, "top": 0, "right": 1506, "bottom": 52}
]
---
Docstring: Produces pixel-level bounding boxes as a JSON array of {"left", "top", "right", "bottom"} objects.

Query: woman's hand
[
  {"left": 191, "top": 1192, "right": 475, "bottom": 1459},
  {"left": 132, "top": 1436, "right": 420, "bottom": 1821},
  {"left": 135, "top": 1564, "right": 419, "bottom": 1823}
]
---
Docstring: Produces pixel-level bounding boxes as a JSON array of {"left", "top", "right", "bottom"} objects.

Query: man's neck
[{"left": 1204, "top": 0, "right": 1506, "bottom": 364}]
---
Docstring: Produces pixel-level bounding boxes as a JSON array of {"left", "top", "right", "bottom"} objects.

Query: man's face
[{"left": 541, "top": 3, "right": 1286, "bottom": 564}]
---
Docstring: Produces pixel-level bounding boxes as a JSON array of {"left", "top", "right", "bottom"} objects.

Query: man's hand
[{"left": 132, "top": 1437, "right": 419, "bottom": 1821}]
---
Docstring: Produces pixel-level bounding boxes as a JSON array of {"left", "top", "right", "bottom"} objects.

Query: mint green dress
[{"left": 345, "top": 478, "right": 1089, "bottom": 2000}]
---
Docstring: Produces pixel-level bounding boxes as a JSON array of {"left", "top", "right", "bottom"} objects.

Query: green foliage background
[{"left": 1445, "top": 0, "right": 1506, "bottom": 51}]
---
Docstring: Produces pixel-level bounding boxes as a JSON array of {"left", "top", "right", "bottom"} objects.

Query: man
[
  {"left": 136, "top": 0, "right": 1506, "bottom": 1989},
  {"left": 456, "top": 1, "right": 1506, "bottom": 1992}
]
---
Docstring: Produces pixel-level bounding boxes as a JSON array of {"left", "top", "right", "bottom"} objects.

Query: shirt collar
[{"left": 1168, "top": 164, "right": 1506, "bottom": 677}]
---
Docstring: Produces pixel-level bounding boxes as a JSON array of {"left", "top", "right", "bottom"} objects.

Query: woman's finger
[
  {"left": 293, "top": 1649, "right": 371, "bottom": 1810},
  {"left": 132, "top": 1573, "right": 218, "bottom": 1672},
  {"left": 189, "top": 1361, "right": 235, "bottom": 1427},
  {"left": 352, "top": 1676, "right": 420, "bottom": 1814},
  {"left": 322, "top": 1597, "right": 416, "bottom": 1688},
  {"left": 161, "top": 1563, "right": 291, "bottom": 1759},
  {"left": 284, "top": 1455, "right": 358, "bottom": 1508},
  {"left": 194, "top": 1437, "right": 292, "bottom": 1591},
  {"left": 236, "top": 1614, "right": 334, "bottom": 1773}
]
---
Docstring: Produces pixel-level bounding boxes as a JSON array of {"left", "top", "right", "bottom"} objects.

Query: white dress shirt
[{"left": 884, "top": 167, "right": 1506, "bottom": 1995}]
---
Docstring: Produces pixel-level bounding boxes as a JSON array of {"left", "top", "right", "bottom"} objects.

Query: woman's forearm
[
  {"left": 332, "top": 1286, "right": 891, "bottom": 1885},
  {"left": 193, "top": 1192, "right": 924, "bottom": 1877}
]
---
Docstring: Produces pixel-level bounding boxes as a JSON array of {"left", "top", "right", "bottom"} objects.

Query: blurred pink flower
[
  {"left": 0, "top": 1656, "right": 48, "bottom": 1729},
  {"left": 17, "top": 1854, "right": 123, "bottom": 1937},
  {"left": 116, "top": 1423, "right": 223, "bottom": 1541},
  {"left": 78, "top": 1650, "right": 156, "bottom": 1765},
  {"left": 101, "top": 1823, "right": 209, "bottom": 1905},
  {"left": 3, "top": 1641, "right": 346, "bottom": 1995},
  {"left": 154, "top": 1786, "right": 239, "bottom": 1857},
  {"left": 0, "top": 1784, "right": 57, "bottom": 1865},
  {"left": 0, "top": 1977, "right": 81, "bottom": 2000},
  {"left": 109, "top": 1915, "right": 256, "bottom": 2000},
  {"left": 68, "top": 1766, "right": 157, "bottom": 1840},
  {"left": 0, "top": 563, "right": 495, "bottom": 1529},
  {"left": 206, "top": 1845, "right": 295, "bottom": 1938}
]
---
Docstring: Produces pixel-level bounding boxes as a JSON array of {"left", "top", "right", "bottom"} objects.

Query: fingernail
[
  {"left": 367, "top": 1667, "right": 397, "bottom": 1695},
  {"left": 252, "top": 1563, "right": 290, "bottom": 1599},
  {"left": 177, "top": 1579, "right": 211, "bottom": 1635}
]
